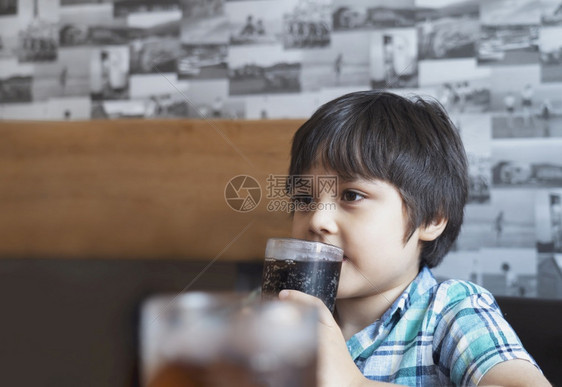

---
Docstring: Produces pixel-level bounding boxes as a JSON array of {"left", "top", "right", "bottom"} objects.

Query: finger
[{"left": 278, "top": 289, "right": 335, "bottom": 326}]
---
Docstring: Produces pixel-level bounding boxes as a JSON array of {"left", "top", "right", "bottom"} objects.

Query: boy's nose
[{"left": 307, "top": 201, "right": 338, "bottom": 237}]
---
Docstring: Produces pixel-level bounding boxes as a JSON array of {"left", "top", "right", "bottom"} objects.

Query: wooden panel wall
[{"left": 0, "top": 119, "right": 304, "bottom": 260}]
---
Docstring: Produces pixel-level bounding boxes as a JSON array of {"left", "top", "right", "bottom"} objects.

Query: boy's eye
[{"left": 341, "top": 190, "right": 364, "bottom": 202}]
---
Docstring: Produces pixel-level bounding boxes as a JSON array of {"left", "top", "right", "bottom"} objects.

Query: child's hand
[{"left": 279, "top": 290, "right": 366, "bottom": 387}]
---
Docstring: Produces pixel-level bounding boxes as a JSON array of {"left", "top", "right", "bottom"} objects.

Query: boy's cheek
[{"left": 290, "top": 218, "right": 307, "bottom": 238}]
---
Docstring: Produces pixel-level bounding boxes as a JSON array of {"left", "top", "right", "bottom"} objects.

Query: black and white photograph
[
  {"left": 93, "top": 92, "right": 191, "bottom": 119},
  {"left": 87, "top": 5, "right": 180, "bottom": 47},
  {"left": 492, "top": 82, "right": 562, "bottom": 138},
  {"left": 126, "top": 12, "right": 182, "bottom": 74},
  {"left": 457, "top": 113, "right": 492, "bottom": 204},
  {"left": 332, "top": 0, "right": 415, "bottom": 31},
  {"left": 489, "top": 64, "right": 540, "bottom": 111},
  {"left": 434, "top": 247, "right": 538, "bottom": 297},
  {"left": 90, "top": 45, "right": 130, "bottom": 100},
  {"left": 370, "top": 28, "right": 418, "bottom": 89},
  {"left": 0, "top": 101, "right": 49, "bottom": 119},
  {"left": 179, "top": 0, "right": 228, "bottom": 45},
  {"left": 218, "top": 95, "right": 247, "bottom": 119},
  {"left": 45, "top": 96, "right": 91, "bottom": 120},
  {"left": 541, "top": 0, "right": 562, "bottom": 26},
  {"left": 127, "top": 6, "right": 182, "bottom": 29},
  {"left": 220, "top": 96, "right": 247, "bottom": 119},
  {"left": 32, "top": 47, "right": 91, "bottom": 101},
  {"left": 181, "top": 0, "right": 223, "bottom": 19},
  {"left": 243, "top": 91, "right": 320, "bottom": 119},
  {"left": 226, "top": 0, "right": 297, "bottom": 46},
  {"left": 432, "top": 250, "right": 481, "bottom": 282},
  {"left": 176, "top": 78, "right": 231, "bottom": 118},
  {"left": 114, "top": 0, "right": 181, "bottom": 19},
  {"left": 129, "top": 72, "right": 177, "bottom": 98},
  {"left": 537, "top": 250, "right": 562, "bottom": 298},
  {"left": 0, "top": 15, "right": 19, "bottom": 59},
  {"left": 539, "top": 26, "right": 562, "bottom": 82},
  {"left": 59, "top": 2, "right": 116, "bottom": 46},
  {"left": 61, "top": 0, "right": 113, "bottom": 4},
  {"left": 19, "top": 0, "right": 60, "bottom": 21},
  {"left": 228, "top": 44, "right": 302, "bottom": 95},
  {"left": 457, "top": 187, "right": 537, "bottom": 250},
  {"left": 478, "top": 24, "right": 540, "bottom": 66},
  {"left": 419, "top": 58, "right": 491, "bottom": 114},
  {"left": 478, "top": 0, "right": 541, "bottom": 66},
  {"left": 17, "top": 0, "right": 60, "bottom": 62},
  {"left": 125, "top": 5, "right": 182, "bottom": 30},
  {"left": 85, "top": 25, "right": 134, "bottom": 46},
  {"left": 176, "top": 44, "right": 227, "bottom": 80},
  {"left": 491, "top": 138, "right": 562, "bottom": 188},
  {"left": 300, "top": 31, "right": 370, "bottom": 91},
  {"left": 103, "top": 94, "right": 190, "bottom": 119},
  {"left": 536, "top": 188, "right": 562, "bottom": 298},
  {"left": 282, "top": 0, "right": 331, "bottom": 49},
  {"left": 536, "top": 189, "right": 562, "bottom": 254},
  {"left": 93, "top": 99, "right": 154, "bottom": 119},
  {"left": 480, "top": 0, "right": 542, "bottom": 29},
  {"left": 488, "top": 64, "right": 559, "bottom": 138},
  {"left": 0, "top": 58, "right": 33, "bottom": 103},
  {"left": 0, "top": 0, "right": 17, "bottom": 15},
  {"left": 130, "top": 37, "right": 182, "bottom": 74},
  {"left": 415, "top": 0, "right": 479, "bottom": 60}
]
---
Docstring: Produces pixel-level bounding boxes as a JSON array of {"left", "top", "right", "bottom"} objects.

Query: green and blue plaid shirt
[{"left": 346, "top": 267, "right": 539, "bottom": 386}]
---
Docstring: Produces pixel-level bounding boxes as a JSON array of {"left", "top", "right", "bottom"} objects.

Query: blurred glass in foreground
[{"left": 140, "top": 292, "right": 318, "bottom": 387}]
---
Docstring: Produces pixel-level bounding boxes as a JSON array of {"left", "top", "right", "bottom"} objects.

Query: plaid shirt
[{"left": 346, "top": 267, "right": 538, "bottom": 386}]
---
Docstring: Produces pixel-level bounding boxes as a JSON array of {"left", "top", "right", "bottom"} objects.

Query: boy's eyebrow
[
  {"left": 311, "top": 174, "right": 354, "bottom": 183},
  {"left": 338, "top": 176, "right": 385, "bottom": 188},
  {"left": 328, "top": 174, "right": 366, "bottom": 184},
  {"left": 336, "top": 175, "right": 356, "bottom": 183}
]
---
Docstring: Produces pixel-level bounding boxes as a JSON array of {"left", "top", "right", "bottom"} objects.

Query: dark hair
[{"left": 288, "top": 90, "right": 468, "bottom": 268}]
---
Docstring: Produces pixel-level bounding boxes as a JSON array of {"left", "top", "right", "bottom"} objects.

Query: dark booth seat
[
  {"left": 0, "top": 258, "right": 258, "bottom": 387},
  {"left": 495, "top": 296, "right": 562, "bottom": 385}
]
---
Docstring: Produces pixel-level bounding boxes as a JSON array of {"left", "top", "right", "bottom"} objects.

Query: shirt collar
[
  {"left": 345, "top": 266, "right": 438, "bottom": 360},
  {"left": 380, "top": 266, "right": 437, "bottom": 325}
]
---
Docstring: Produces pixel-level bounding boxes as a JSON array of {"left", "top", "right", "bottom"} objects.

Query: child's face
[{"left": 291, "top": 165, "right": 422, "bottom": 302}]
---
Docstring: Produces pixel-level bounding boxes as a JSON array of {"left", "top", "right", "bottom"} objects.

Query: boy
[{"left": 279, "top": 91, "right": 550, "bottom": 386}]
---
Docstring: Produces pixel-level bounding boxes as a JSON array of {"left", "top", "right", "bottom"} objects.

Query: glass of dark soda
[{"left": 261, "top": 238, "right": 344, "bottom": 313}]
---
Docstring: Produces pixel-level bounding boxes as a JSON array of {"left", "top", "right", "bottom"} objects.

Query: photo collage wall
[{"left": 2, "top": 0, "right": 562, "bottom": 298}]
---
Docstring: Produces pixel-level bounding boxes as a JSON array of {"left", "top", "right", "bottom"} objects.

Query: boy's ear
[{"left": 418, "top": 218, "right": 448, "bottom": 242}]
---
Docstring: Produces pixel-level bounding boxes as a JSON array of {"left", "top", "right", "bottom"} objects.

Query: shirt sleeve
[{"left": 433, "top": 282, "right": 538, "bottom": 386}]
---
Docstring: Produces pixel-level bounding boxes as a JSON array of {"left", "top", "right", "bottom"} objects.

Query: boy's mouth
[{"left": 343, "top": 255, "right": 349, "bottom": 262}]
